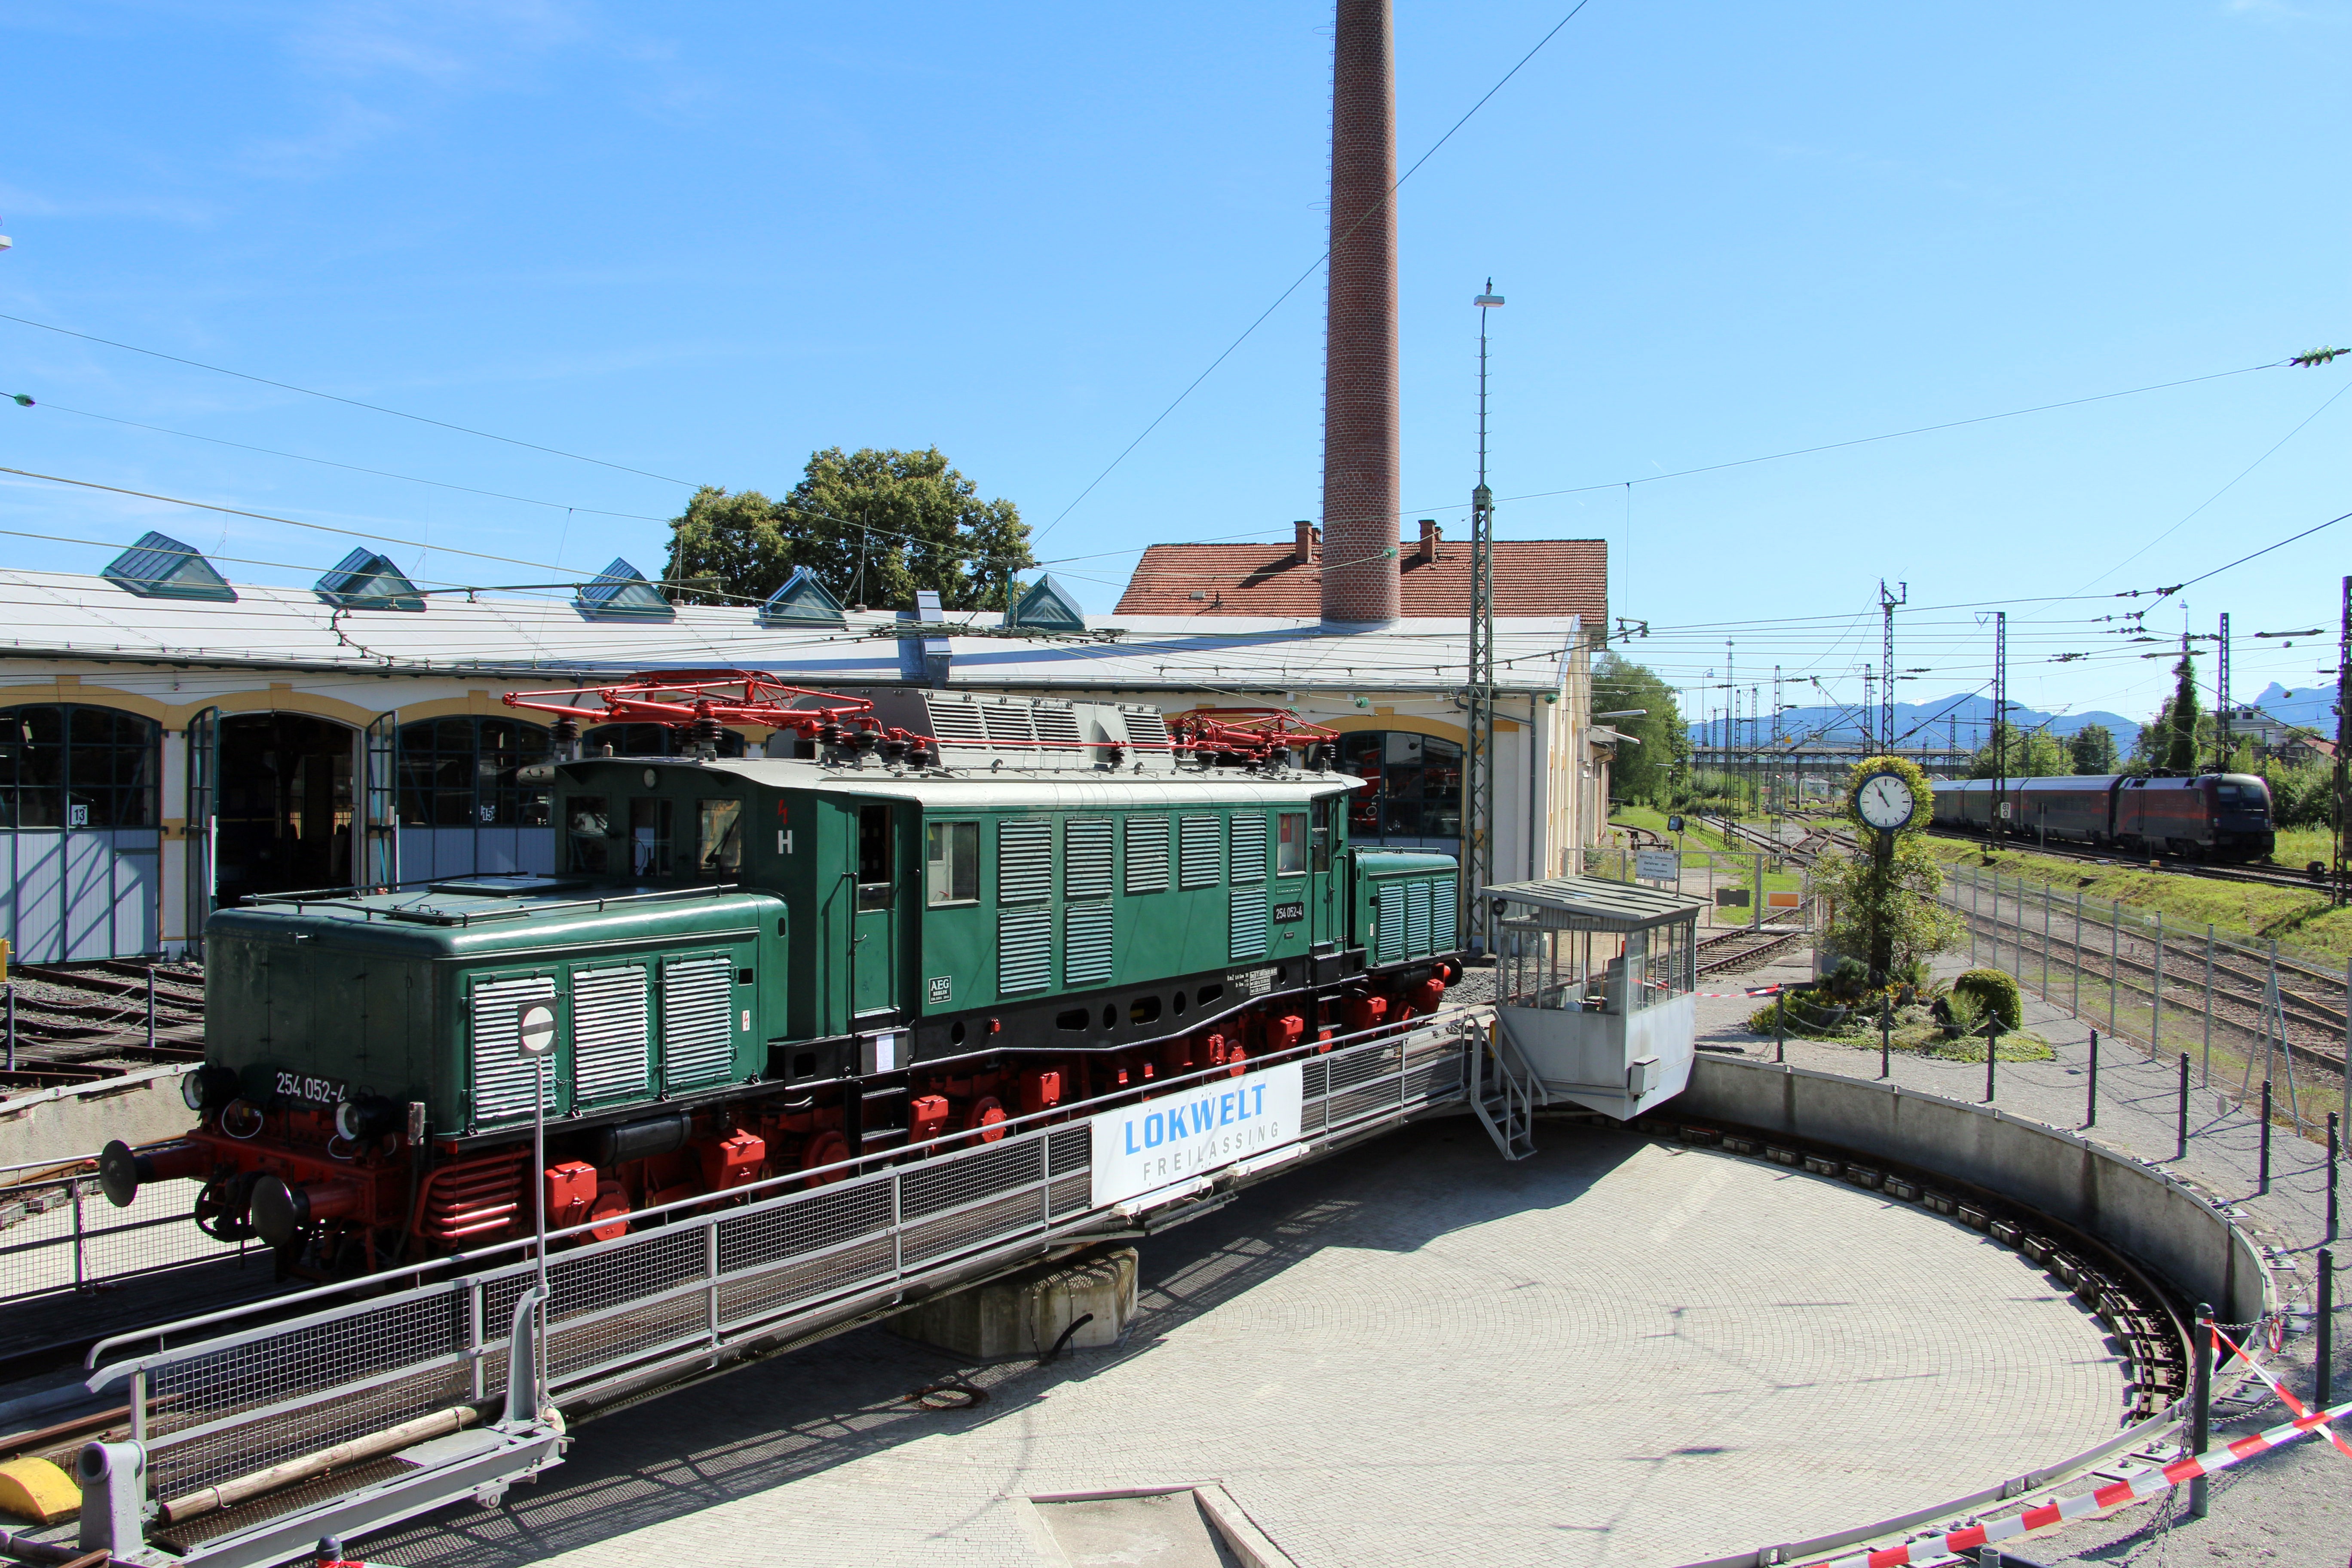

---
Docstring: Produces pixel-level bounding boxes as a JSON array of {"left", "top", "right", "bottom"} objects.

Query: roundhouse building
[{"left": 0, "top": 541, "right": 1602, "bottom": 965}]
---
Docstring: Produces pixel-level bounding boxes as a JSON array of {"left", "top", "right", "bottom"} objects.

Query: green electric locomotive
[{"left": 106, "top": 677, "right": 1464, "bottom": 1276}]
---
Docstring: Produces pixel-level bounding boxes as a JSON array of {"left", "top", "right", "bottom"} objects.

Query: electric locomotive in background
[
  {"left": 1929, "top": 772, "right": 2274, "bottom": 861},
  {"left": 105, "top": 678, "right": 1464, "bottom": 1277}
]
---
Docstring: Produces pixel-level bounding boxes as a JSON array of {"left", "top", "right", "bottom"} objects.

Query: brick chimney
[
  {"left": 1320, "top": 0, "right": 1400, "bottom": 626},
  {"left": 1294, "top": 518, "right": 1320, "bottom": 564},
  {"left": 1416, "top": 518, "right": 1438, "bottom": 563}
]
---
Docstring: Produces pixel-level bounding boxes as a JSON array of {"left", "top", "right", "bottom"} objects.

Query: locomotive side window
[
  {"left": 568, "top": 795, "right": 611, "bottom": 873},
  {"left": 1277, "top": 812, "right": 1308, "bottom": 877},
  {"left": 926, "top": 820, "right": 979, "bottom": 905},
  {"left": 630, "top": 798, "right": 673, "bottom": 876},
  {"left": 697, "top": 798, "right": 743, "bottom": 878},
  {"left": 857, "top": 802, "right": 894, "bottom": 911}
]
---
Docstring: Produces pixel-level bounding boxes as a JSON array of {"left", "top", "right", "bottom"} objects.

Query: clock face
[{"left": 1856, "top": 774, "right": 1915, "bottom": 830}]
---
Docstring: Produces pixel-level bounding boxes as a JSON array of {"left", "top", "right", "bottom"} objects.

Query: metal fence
[
  {"left": 0, "top": 1155, "right": 258, "bottom": 1308},
  {"left": 81, "top": 1010, "right": 1479, "bottom": 1537},
  {"left": 1942, "top": 865, "right": 2352, "bottom": 1135},
  {"left": 1575, "top": 842, "right": 1816, "bottom": 931}
]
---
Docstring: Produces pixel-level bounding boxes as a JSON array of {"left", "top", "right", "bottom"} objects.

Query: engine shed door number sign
[
  {"left": 273, "top": 1072, "right": 347, "bottom": 1108},
  {"left": 1090, "top": 1060, "right": 1303, "bottom": 1209},
  {"left": 1271, "top": 901, "right": 1306, "bottom": 924}
]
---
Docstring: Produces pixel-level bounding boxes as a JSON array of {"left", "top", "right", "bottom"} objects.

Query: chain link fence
[{"left": 1942, "top": 865, "right": 2352, "bottom": 1138}]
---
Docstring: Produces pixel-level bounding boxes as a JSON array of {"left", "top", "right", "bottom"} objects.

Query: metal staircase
[{"left": 1469, "top": 1018, "right": 1542, "bottom": 1161}]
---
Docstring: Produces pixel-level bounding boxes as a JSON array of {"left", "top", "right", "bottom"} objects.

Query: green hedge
[{"left": 1951, "top": 968, "right": 2022, "bottom": 1031}]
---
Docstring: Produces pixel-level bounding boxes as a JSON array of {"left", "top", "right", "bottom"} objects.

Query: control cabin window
[
  {"left": 857, "top": 802, "right": 894, "bottom": 911},
  {"left": 629, "top": 798, "right": 672, "bottom": 876},
  {"left": 926, "top": 820, "right": 980, "bottom": 905},
  {"left": 568, "top": 795, "right": 610, "bottom": 873},
  {"left": 697, "top": 797, "right": 743, "bottom": 879},
  {"left": 1277, "top": 812, "right": 1308, "bottom": 877}
]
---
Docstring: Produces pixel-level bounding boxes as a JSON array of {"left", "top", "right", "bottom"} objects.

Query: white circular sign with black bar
[{"left": 518, "top": 1004, "right": 557, "bottom": 1057}]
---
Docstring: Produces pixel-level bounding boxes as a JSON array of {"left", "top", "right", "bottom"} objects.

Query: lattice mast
[
  {"left": 1879, "top": 579, "right": 1906, "bottom": 756},
  {"left": 1466, "top": 280, "right": 1504, "bottom": 951}
]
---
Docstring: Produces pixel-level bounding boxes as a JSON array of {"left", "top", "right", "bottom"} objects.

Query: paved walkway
[
  {"left": 360, "top": 1121, "right": 2125, "bottom": 1568},
  {"left": 1697, "top": 948, "right": 2352, "bottom": 1565}
]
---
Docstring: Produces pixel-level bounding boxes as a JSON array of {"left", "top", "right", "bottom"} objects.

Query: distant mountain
[
  {"left": 2239, "top": 682, "right": 2336, "bottom": 732},
  {"left": 1687, "top": 692, "right": 2141, "bottom": 753}
]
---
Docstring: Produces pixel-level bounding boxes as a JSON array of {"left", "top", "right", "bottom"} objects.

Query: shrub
[{"left": 1951, "top": 968, "right": 2021, "bottom": 1031}]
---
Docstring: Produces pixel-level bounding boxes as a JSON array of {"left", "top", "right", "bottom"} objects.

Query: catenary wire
[{"left": 0, "top": 309, "right": 700, "bottom": 488}]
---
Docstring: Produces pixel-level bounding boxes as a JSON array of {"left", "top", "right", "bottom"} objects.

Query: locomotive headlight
[
  {"left": 181, "top": 1064, "right": 239, "bottom": 1112},
  {"left": 334, "top": 1095, "right": 400, "bottom": 1142}
]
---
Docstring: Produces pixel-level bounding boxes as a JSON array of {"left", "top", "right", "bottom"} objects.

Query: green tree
[
  {"left": 663, "top": 447, "right": 1033, "bottom": 612},
  {"left": 2068, "top": 722, "right": 2119, "bottom": 775},
  {"left": 1963, "top": 721, "right": 2071, "bottom": 779},
  {"left": 2164, "top": 653, "right": 2200, "bottom": 773},
  {"left": 1592, "top": 655, "right": 1684, "bottom": 805}
]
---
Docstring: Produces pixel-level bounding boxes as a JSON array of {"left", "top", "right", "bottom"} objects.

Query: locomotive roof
[{"left": 573, "top": 753, "right": 1359, "bottom": 808}]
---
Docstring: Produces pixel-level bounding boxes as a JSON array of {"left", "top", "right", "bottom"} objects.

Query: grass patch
[
  {"left": 1607, "top": 805, "right": 1804, "bottom": 894},
  {"left": 1922, "top": 836, "right": 2352, "bottom": 960}
]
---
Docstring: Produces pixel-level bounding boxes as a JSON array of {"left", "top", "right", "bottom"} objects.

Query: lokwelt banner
[{"left": 1089, "top": 1060, "right": 1305, "bottom": 1209}]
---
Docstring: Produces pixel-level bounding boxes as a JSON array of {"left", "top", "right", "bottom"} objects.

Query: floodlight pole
[{"left": 1467, "top": 281, "right": 1503, "bottom": 952}]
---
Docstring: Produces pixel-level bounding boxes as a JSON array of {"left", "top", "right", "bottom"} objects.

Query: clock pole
[{"left": 1871, "top": 824, "right": 1895, "bottom": 986}]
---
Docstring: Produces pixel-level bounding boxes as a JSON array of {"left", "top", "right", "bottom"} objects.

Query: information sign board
[
  {"left": 1634, "top": 849, "right": 1680, "bottom": 883},
  {"left": 1090, "top": 1060, "right": 1304, "bottom": 1208}
]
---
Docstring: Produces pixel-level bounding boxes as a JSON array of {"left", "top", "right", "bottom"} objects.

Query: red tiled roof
[{"left": 1115, "top": 538, "right": 1608, "bottom": 622}]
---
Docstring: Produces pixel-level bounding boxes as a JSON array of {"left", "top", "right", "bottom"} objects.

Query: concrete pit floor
[{"left": 359, "top": 1118, "right": 2128, "bottom": 1568}]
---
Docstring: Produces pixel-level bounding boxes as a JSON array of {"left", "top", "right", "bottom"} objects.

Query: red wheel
[
  {"left": 802, "top": 1130, "right": 851, "bottom": 1187},
  {"left": 966, "top": 1096, "right": 1008, "bottom": 1144}
]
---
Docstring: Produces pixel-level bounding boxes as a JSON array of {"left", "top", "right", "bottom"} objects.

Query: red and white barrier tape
[
  {"left": 2212, "top": 1323, "right": 2352, "bottom": 1461},
  {"left": 1801, "top": 1391, "right": 2352, "bottom": 1567}
]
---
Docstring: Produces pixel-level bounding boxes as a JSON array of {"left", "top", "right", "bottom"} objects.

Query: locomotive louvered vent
[
  {"left": 1178, "top": 815, "right": 1222, "bottom": 889},
  {"left": 982, "top": 703, "right": 1037, "bottom": 746},
  {"left": 1065, "top": 819, "right": 1113, "bottom": 898},
  {"left": 1122, "top": 710, "right": 1173, "bottom": 753},
  {"left": 1230, "top": 814, "right": 1267, "bottom": 885},
  {"left": 1124, "top": 816, "right": 1170, "bottom": 894},
  {"left": 1376, "top": 884, "right": 1406, "bottom": 964},
  {"left": 1228, "top": 886, "right": 1268, "bottom": 962},
  {"left": 1065, "top": 902, "right": 1115, "bottom": 986},
  {"left": 660, "top": 955, "right": 734, "bottom": 1090},
  {"left": 471, "top": 974, "right": 557, "bottom": 1125},
  {"left": 1431, "top": 875, "right": 1459, "bottom": 951},
  {"left": 1406, "top": 879, "right": 1433, "bottom": 957},
  {"left": 922, "top": 695, "right": 989, "bottom": 747},
  {"left": 1032, "top": 704, "right": 1084, "bottom": 751},
  {"left": 999, "top": 907, "right": 1052, "bottom": 994},
  {"left": 571, "top": 964, "right": 649, "bottom": 1101},
  {"left": 998, "top": 821, "right": 1052, "bottom": 903}
]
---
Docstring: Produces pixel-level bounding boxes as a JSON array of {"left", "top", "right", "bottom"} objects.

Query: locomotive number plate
[
  {"left": 273, "top": 1071, "right": 347, "bottom": 1108},
  {"left": 1271, "top": 902, "right": 1305, "bottom": 924}
]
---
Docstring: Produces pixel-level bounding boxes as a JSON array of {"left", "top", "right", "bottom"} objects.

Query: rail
[{"left": 58, "top": 1007, "right": 1483, "bottom": 1568}]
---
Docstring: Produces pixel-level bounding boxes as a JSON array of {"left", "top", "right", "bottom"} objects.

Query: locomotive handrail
[{"left": 82, "top": 1005, "right": 1484, "bottom": 1373}]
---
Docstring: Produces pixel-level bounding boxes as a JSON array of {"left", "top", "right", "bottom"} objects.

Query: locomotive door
[
  {"left": 1314, "top": 793, "right": 1341, "bottom": 951},
  {"left": 850, "top": 800, "right": 903, "bottom": 1023}
]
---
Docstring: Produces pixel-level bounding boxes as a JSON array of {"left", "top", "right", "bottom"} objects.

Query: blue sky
[{"left": 1, "top": 1, "right": 2346, "bottom": 739}]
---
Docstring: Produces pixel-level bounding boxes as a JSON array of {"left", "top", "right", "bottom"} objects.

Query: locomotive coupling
[
  {"left": 98, "top": 1139, "right": 209, "bottom": 1209},
  {"left": 251, "top": 1177, "right": 363, "bottom": 1249}
]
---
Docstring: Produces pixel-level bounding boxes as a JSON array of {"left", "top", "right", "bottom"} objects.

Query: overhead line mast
[
  {"left": 1467, "top": 281, "right": 1503, "bottom": 952},
  {"left": 1880, "top": 579, "right": 1907, "bottom": 755}
]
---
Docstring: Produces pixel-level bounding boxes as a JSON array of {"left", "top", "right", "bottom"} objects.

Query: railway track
[
  {"left": 1696, "top": 925, "right": 1807, "bottom": 976},
  {"left": 3, "top": 960, "right": 207, "bottom": 1088},
  {"left": 1951, "top": 897, "right": 2348, "bottom": 1087}
]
